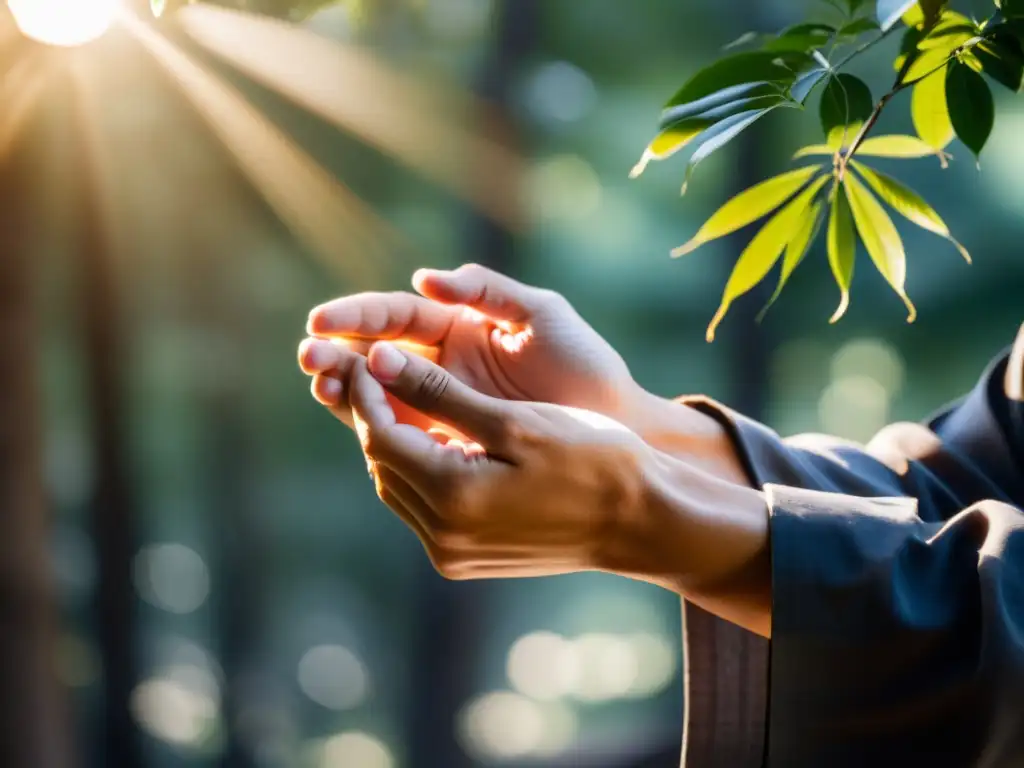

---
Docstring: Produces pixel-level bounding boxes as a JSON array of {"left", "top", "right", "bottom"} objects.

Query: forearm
[
  {"left": 602, "top": 446, "right": 773, "bottom": 638},
  {"left": 625, "top": 388, "right": 753, "bottom": 488}
]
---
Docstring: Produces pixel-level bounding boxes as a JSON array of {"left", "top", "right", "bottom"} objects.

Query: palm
[
  {"left": 303, "top": 264, "right": 641, "bottom": 436},
  {"left": 438, "top": 304, "right": 633, "bottom": 415}
]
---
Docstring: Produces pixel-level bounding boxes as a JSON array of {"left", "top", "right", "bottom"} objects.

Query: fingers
[
  {"left": 307, "top": 291, "right": 456, "bottom": 346},
  {"left": 413, "top": 264, "right": 559, "bottom": 324},
  {"left": 348, "top": 361, "right": 461, "bottom": 493},
  {"left": 365, "top": 341, "right": 514, "bottom": 450},
  {"left": 298, "top": 337, "right": 370, "bottom": 375}
]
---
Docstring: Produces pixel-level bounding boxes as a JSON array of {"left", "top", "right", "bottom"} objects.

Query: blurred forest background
[{"left": 1, "top": 0, "right": 1022, "bottom": 766}]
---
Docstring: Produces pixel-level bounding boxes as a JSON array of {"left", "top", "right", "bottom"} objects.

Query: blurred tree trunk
[
  {"left": 70, "top": 69, "right": 145, "bottom": 768},
  {"left": 186, "top": 237, "right": 262, "bottom": 768},
  {"left": 0, "top": 86, "right": 75, "bottom": 768},
  {"left": 406, "top": 1, "right": 536, "bottom": 765}
]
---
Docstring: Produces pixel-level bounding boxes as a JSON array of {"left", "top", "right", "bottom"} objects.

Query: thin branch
[{"left": 837, "top": 33, "right": 990, "bottom": 179}]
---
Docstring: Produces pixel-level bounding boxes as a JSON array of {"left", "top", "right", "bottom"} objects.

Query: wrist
[
  {"left": 620, "top": 387, "right": 751, "bottom": 487},
  {"left": 600, "top": 448, "right": 772, "bottom": 635}
]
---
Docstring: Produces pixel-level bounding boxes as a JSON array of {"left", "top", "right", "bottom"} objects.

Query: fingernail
[
  {"left": 369, "top": 342, "right": 407, "bottom": 383},
  {"left": 412, "top": 268, "right": 443, "bottom": 288},
  {"left": 315, "top": 376, "right": 342, "bottom": 405},
  {"left": 306, "top": 309, "right": 323, "bottom": 335},
  {"left": 299, "top": 338, "right": 324, "bottom": 368}
]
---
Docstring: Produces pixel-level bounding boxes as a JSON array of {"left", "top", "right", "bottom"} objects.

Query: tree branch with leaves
[{"left": 632, "top": 0, "right": 1024, "bottom": 341}]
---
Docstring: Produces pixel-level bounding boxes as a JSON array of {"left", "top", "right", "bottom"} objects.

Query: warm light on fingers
[{"left": 8, "top": 0, "right": 120, "bottom": 47}]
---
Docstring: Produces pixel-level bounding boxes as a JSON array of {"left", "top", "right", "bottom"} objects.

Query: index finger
[
  {"left": 307, "top": 292, "right": 457, "bottom": 347},
  {"left": 348, "top": 360, "right": 463, "bottom": 498}
]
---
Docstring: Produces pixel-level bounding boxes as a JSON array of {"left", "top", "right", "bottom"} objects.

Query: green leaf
[
  {"left": 855, "top": 134, "right": 942, "bottom": 157},
  {"left": 766, "top": 23, "right": 836, "bottom": 52},
  {"left": 706, "top": 175, "right": 831, "bottom": 341},
  {"left": 894, "top": 26, "right": 925, "bottom": 72},
  {"left": 911, "top": 69, "right": 954, "bottom": 149},
  {"left": 152, "top": 0, "right": 167, "bottom": 15},
  {"left": 974, "top": 32, "right": 1024, "bottom": 92},
  {"left": 902, "top": 3, "right": 926, "bottom": 28},
  {"left": 671, "top": 165, "right": 823, "bottom": 257},
  {"left": 827, "top": 185, "right": 857, "bottom": 322},
  {"left": 917, "top": 12, "right": 978, "bottom": 50},
  {"left": 659, "top": 82, "right": 782, "bottom": 127},
  {"left": 791, "top": 67, "right": 831, "bottom": 103},
  {"left": 1001, "top": 0, "right": 1024, "bottom": 19},
  {"left": 759, "top": 191, "right": 828, "bottom": 320},
  {"left": 793, "top": 144, "right": 834, "bottom": 158},
  {"left": 819, "top": 74, "right": 874, "bottom": 148},
  {"left": 681, "top": 107, "right": 783, "bottom": 194},
  {"left": 844, "top": 174, "right": 917, "bottom": 322},
  {"left": 904, "top": 41, "right": 956, "bottom": 81},
  {"left": 631, "top": 88, "right": 786, "bottom": 177},
  {"left": 723, "top": 31, "right": 762, "bottom": 50},
  {"left": 851, "top": 161, "right": 971, "bottom": 261},
  {"left": 665, "top": 51, "right": 811, "bottom": 108},
  {"left": 946, "top": 60, "right": 994, "bottom": 159},
  {"left": 878, "top": 0, "right": 920, "bottom": 31},
  {"left": 630, "top": 123, "right": 709, "bottom": 177},
  {"left": 838, "top": 18, "right": 882, "bottom": 37}
]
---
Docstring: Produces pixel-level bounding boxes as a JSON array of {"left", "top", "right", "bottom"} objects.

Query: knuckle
[
  {"left": 360, "top": 432, "right": 385, "bottom": 461},
  {"left": 535, "top": 288, "right": 569, "bottom": 313},
  {"left": 415, "top": 368, "right": 452, "bottom": 406},
  {"left": 457, "top": 263, "right": 486, "bottom": 279}
]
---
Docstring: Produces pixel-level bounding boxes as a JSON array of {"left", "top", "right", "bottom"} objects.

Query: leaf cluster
[{"left": 633, "top": 0, "right": 1024, "bottom": 340}]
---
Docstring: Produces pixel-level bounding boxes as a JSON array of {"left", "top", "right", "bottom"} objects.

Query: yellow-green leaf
[
  {"left": 851, "top": 161, "right": 970, "bottom": 262},
  {"left": 759, "top": 192, "right": 828, "bottom": 320},
  {"left": 855, "top": 134, "right": 941, "bottom": 158},
  {"left": 911, "top": 69, "right": 954, "bottom": 149},
  {"left": 904, "top": 44, "right": 954, "bottom": 82},
  {"left": 630, "top": 123, "right": 710, "bottom": 178},
  {"left": 844, "top": 174, "right": 917, "bottom": 322},
  {"left": 706, "top": 175, "right": 830, "bottom": 341},
  {"left": 671, "top": 165, "right": 821, "bottom": 257},
  {"left": 793, "top": 144, "right": 834, "bottom": 158},
  {"left": 827, "top": 184, "right": 856, "bottom": 323},
  {"left": 879, "top": 0, "right": 919, "bottom": 31}
]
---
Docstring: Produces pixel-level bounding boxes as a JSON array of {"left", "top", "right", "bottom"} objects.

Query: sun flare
[{"left": 8, "top": 0, "right": 121, "bottom": 47}]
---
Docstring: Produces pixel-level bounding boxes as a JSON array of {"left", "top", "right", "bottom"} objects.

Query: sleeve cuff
[{"left": 763, "top": 484, "right": 924, "bottom": 767}]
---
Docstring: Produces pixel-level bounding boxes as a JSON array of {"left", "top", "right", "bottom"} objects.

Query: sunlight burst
[{"left": 8, "top": 0, "right": 120, "bottom": 47}]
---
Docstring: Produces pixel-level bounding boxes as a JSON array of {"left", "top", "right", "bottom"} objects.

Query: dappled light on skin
[
  {"left": 8, "top": 0, "right": 119, "bottom": 47},
  {"left": 175, "top": 2, "right": 524, "bottom": 232},
  {"left": 121, "top": 10, "right": 398, "bottom": 287}
]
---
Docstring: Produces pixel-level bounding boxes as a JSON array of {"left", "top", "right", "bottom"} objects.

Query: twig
[{"left": 836, "top": 33, "right": 990, "bottom": 179}]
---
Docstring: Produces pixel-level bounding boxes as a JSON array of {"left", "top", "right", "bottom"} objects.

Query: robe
[{"left": 679, "top": 323, "right": 1024, "bottom": 767}]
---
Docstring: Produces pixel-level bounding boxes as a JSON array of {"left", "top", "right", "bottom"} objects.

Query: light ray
[
  {"left": 174, "top": 3, "right": 524, "bottom": 231},
  {"left": 122, "top": 11, "right": 400, "bottom": 286},
  {"left": 0, "top": 48, "right": 53, "bottom": 161}
]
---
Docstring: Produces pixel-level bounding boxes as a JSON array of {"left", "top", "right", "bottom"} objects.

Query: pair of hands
[
  {"left": 297, "top": 265, "right": 757, "bottom": 590},
  {"left": 298, "top": 265, "right": 657, "bottom": 579}
]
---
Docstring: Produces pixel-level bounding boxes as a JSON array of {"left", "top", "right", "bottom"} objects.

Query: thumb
[
  {"left": 367, "top": 341, "right": 511, "bottom": 447},
  {"left": 412, "top": 264, "right": 553, "bottom": 324}
]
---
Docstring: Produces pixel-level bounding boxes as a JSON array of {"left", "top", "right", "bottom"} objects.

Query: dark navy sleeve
[{"left": 679, "top": 325, "right": 1024, "bottom": 768}]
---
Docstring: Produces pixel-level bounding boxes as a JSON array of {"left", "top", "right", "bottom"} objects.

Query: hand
[
  {"left": 299, "top": 264, "right": 643, "bottom": 429},
  {"left": 347, "top": 341, "right": 655, "bottom": 580}
]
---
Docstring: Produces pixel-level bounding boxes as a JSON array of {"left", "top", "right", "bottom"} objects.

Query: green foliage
[
  {"left": 633, "top": 0, "right": 1024, "bottom": 339},
  {"left": 946, "top": 61, "right": 995, "bottom": 158},
  {"left": 820, "top": 74, "right": 874, "bottom": 148}
]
